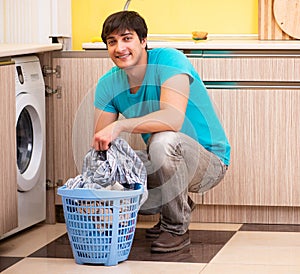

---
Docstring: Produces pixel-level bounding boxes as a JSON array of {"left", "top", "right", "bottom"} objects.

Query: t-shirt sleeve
[
  {"left": 155, "top": 48, "right": 195, "bottom": 85},
  {"left": 94, "top": 71, "right": 118, "bottom": 113}
]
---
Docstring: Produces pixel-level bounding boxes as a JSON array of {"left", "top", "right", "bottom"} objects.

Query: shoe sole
[{"left": 151, "top": 238, "right": 191, "bottom": 253}]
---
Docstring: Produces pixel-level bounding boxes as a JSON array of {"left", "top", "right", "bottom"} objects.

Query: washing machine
[{"left": 1, "top": 55, "right": 46, "bottom": 239}]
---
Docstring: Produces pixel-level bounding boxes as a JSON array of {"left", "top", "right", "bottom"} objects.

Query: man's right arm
[{"left": 93, "top": 108, "right": 118, "bottom": 151}]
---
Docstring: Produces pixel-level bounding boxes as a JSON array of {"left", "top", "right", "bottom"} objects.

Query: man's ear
[{"left": 141, "top": 37, "right": 147, "bottom": 48}]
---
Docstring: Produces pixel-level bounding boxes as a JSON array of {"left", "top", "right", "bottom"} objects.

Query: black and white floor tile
[{"left": 1, "top": 221, "right": 300, "bottom": 273}]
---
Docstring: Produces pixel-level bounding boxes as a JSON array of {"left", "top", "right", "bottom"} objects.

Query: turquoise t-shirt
[{"left": 94, "top": 48, "right": 231, "bottom": 165}]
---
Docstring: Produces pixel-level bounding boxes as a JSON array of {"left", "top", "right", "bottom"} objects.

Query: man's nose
[{"left": 116, "top": 40, "right": 126, "bottom": 51}]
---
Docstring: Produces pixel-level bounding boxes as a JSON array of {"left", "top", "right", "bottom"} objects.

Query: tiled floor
[{"left": 1, "top": 221, "right": 300, "bottom": 273}]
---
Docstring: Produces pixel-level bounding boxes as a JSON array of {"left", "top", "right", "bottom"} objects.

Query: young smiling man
[{"left": 93, "top": 11, "right": 230, "bottom": 253}]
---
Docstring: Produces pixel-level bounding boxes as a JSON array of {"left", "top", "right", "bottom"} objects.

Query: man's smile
[{"left": 116, "top": 53, "right": 131, "bottom": 59}]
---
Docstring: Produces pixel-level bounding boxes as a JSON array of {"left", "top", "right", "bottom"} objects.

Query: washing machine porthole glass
[{"left": 17, "top": 108, "right": 33, "bottom": 174}]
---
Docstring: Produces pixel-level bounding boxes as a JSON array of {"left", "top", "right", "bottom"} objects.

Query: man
[{"left": 93, "top": 11, "right": 230, "bottom": 253}]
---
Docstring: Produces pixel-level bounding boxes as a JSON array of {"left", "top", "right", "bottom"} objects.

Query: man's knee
[{"left": 148, "top": 131, "right": 180, "bottom": 158}]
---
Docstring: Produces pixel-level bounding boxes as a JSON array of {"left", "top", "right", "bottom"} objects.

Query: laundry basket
[{"left": 57, "top": 184, "right": 143, "bottom": 266}]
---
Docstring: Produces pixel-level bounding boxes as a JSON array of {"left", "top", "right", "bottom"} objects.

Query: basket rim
[{"left": 57, "top": 184, "right": 143, "bottom": 199}]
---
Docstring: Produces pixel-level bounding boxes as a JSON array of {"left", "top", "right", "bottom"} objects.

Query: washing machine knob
[{"left": 16, "top": 65, "right": 24, "bottom": 84}]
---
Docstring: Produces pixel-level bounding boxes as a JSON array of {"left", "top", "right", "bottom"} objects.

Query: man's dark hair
[{"left": 101, "top": 11, "right": 148, "bottom": 45}]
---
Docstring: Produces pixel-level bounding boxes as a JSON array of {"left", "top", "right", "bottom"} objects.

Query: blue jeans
[{"left": 138, "top": 131, "right": 227, "bottom": 234}]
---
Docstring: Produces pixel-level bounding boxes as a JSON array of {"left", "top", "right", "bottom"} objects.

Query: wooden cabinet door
[
  {"left": 51, "top": 57, "right": 113, "bottom": 203},
  {"left": 0, "top": 63, "right": 17, "bottom": 235},
  {"left": 202, "top": 55, "right": 300, "bottom": 82},
  {"left": 188, "top": 57, "right": 203, "bottom": 78},
  {"left": 203, "top": 88, "right": 300, "bottom": 206}
]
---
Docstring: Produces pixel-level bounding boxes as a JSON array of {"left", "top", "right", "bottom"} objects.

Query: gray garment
[
  {"left": 65, "top": 137, "right": 148, "bottom": 205},
  {"left": 138, "top": 131, "right": 227, "bottom": 234}
]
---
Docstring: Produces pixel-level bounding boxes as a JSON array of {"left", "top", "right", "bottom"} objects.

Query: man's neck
[{"left": 125, "top": 51, "right": 148, "bottom": 94}]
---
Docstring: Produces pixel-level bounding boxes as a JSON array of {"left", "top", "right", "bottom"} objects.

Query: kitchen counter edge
[{"left": 0, "top": 44, "right": 63, "bottom": 59}]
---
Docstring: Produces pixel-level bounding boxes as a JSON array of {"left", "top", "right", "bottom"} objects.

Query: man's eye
[
  {"left": 124, "top": 36, "right": 132, "bottom": 41},
  {"left": 107, "top": 40, "right": 116, "bottom": 46}
]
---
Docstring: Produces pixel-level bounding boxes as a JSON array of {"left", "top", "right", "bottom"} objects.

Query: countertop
[
  {"left": 0, "top": 43, "right": 63, "bottom": 58},
  {"left": 82, "top": 34, "right": 300, "bottom": 51}
]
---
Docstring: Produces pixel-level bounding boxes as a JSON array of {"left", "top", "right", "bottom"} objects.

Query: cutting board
[
  {"left": 258, "top": 0, "right": 295, "bottom": 40},
  {"left": 273, "top": 0, "right": 300, "bottom": 39}
]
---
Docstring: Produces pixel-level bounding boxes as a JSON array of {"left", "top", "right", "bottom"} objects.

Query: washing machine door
[{"left": 16, "top": 93, "right": 44, "bottom": 192}]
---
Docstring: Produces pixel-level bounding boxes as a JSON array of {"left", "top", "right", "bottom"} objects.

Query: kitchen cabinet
[
  {"left": 197, "top": 50, "right": 300, "bottom": 207},
  {"left": 205, "top": 87, "right": 300, "bottom": 206},
  {"left": 48, "top": 52, "right": 147, "bottom": 206},
  {"left": 182, "top": 50, "right": 300, "bottom": 224},
  {"left": 185, "top": 52, "right": 300, "bottom": 205},
  {"left": 0, "top": 44, "right": 62, "bottom": 234},
  {"left": 201, "top": 51, "right": 300, "bottom": 81},
  {"left": 48, "top": 53, "right": 114, "bottom": 204},
  {"left": 0, "top": 61, "right": 17, "bottom": 235},
  {"left": 45, "top": 48, "right": 300, "bottom": 224}
]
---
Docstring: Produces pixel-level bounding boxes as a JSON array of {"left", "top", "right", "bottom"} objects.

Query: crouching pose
[{"left": 93, "top": 11, "right": 230, "bottom": 253}]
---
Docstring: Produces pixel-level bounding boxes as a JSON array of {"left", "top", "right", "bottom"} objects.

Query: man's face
[{"left": 106, "top": 29, "right": 147, "bottom": 69}]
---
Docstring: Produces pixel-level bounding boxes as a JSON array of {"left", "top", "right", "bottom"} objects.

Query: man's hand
[{"left": 93, "top": 121, "right": 120, "bottom": 151}]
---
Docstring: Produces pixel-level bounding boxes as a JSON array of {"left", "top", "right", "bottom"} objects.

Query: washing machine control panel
[{"left": 13, "top": 56, "right": 45, "bottom": 96}]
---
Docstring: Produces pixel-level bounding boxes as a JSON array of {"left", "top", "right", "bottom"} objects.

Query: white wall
[
  {"left": 1, "top": 0, "right": 71, "bottom": 45},
  {"left": 0, "top": 0, "right": 4, "bottom": 43},
  {"left": 51, "top": 0, "right": 72, "bottom": 37}
]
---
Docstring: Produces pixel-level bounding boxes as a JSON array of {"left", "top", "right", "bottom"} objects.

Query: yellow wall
[{"left": 72, "top": 0, "right": 258, "bottom": 50}]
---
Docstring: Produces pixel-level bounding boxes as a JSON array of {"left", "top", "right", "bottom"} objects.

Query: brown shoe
[
  {"left": 145, "top": 221, "right": 161, "bottom": 238},
  {"left": 151, "top": 231, "right": 190, "bottom": 253}
]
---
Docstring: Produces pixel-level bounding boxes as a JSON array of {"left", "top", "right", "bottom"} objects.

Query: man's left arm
[
  {"left": 117, "top": 73, "right": 190, "bottom": 133},
  {"left": 93, "top": 74, "right": 190, "bottom": 151}
]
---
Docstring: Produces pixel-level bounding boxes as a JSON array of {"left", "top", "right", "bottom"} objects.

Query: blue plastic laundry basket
[{"left": 57, "top": 184, "right": 143, "bottom": 266}]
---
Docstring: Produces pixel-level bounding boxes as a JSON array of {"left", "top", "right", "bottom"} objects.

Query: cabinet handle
[
  {"left": 203, "top": 50, "right": 300, "bottom": 58},
  {"left": 204, "top": 81, "right": 300, "bottom": 89}
]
